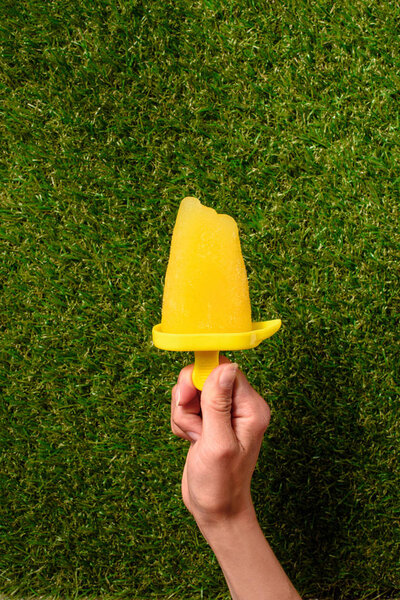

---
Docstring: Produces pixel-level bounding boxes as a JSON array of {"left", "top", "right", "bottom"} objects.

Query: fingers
[
  {"left": 171, "top": 364, "right": 202, "bottom": 442},
  {"left": 171, "top": 356, "right": 232, "bottom": 443},
  {"left": 176, "top": 363, "right": 200, "bottom": 410},
  {"left": 170, "top": 356, "right": 270, "bottom": 449},
  {"left": 230, "top": 366, "right": 271, "bottom": 447}
]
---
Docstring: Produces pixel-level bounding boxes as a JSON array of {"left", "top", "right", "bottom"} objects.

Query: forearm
[{"left": 196, "top": 507, "right": 302, "bottom": 600}]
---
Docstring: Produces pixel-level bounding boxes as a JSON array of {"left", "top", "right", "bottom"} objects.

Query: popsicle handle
[{"left": 192, "top": 351, "right": 220, "bottom": 391}]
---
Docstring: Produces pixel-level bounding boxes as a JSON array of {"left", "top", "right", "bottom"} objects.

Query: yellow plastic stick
[{"left": 192, "top": 351, "right": 220, "bottom": 391}]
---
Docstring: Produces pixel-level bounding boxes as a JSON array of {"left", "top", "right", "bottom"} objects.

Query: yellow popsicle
[
  {"left": 152, "top": 197, "right": 282, "bottom": 390},
  {"left": 161, "top": 197, "right": 252, "bottom": 334}
]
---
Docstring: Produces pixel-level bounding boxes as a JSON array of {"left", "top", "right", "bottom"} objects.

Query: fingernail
[
  {"left": 219, "top": 363, "right": 238, "bottom": 389},
  {"left": 176, "top": 385, "right": 181, "bottom": 407},
  {"left": 187, "top": 431, "right": 200, "bottom": 441}
]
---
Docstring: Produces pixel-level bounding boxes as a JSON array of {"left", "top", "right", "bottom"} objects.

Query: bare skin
[{"left": 171, "top": 357, "right": 302, "bottom": 600}]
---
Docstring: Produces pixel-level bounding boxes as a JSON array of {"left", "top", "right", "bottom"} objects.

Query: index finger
[
  {"left": 171, "top": 364, "right": 202, "bottom": 441},
  {"left": 176, "top": 363, "right": 200, "bottom": 410}
]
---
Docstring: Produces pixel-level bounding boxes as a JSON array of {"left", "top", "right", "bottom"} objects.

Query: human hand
[{"left": 171, "top": 356, "right": 271, "bottom": 527}]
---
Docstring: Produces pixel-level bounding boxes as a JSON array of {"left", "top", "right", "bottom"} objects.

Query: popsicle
[{"left": 152, "top": 197, "right": 281, "bottom": 390}]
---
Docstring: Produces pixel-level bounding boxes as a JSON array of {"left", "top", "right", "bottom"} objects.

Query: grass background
[{"left": 1, "top": 0, "right": 399, "bottom": 598}]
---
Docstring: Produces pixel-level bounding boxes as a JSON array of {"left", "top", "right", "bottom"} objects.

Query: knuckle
[
  {"left": 252, "top": 404, "right": 271, "bottom": 433},
  {"left": 170, "top": 415, "right": 179, "bottom": 435},
  {"left": 208, "top": 394, "right": 231, "bottom": 414},
  {"left": 211, "top": 441, "right": 237, "bottom": 461},
  {"left": 260, "top": 404, "right": 271, "bottom": 432},
  {"left": 171, "top": 415, "right": 191, "bottom": 442},
  {"left": 171, "top": 422, "right": 186, "bottom": 441}
]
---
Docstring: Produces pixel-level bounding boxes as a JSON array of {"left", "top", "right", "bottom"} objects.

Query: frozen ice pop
[
  {"left": 161, "top": 197, "right": 252, "bottom": 334},
  {"left": 152, "top": 197, "right": 282, "bottom": 390}
]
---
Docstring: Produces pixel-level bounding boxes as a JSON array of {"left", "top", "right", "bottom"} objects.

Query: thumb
[{"left": 200, "top": 362, "right": 238, "bottom": 445}]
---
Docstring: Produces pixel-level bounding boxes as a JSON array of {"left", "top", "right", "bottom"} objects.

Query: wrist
[{"left": 194, "top": 503, "right": 259, "bottom": 545}]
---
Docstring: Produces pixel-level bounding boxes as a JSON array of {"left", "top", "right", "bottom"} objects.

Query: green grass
[{"left": 0, "top": 0, "right": 399, "bottom": 598}]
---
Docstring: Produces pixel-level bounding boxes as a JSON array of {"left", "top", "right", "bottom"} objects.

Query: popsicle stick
[{"left": 192, "top": 351, "right": 220, "bottom": 391}]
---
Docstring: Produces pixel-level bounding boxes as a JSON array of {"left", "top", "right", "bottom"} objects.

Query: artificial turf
[{"left": 1, "top": 0, "right": 399, "bottom": 598}]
